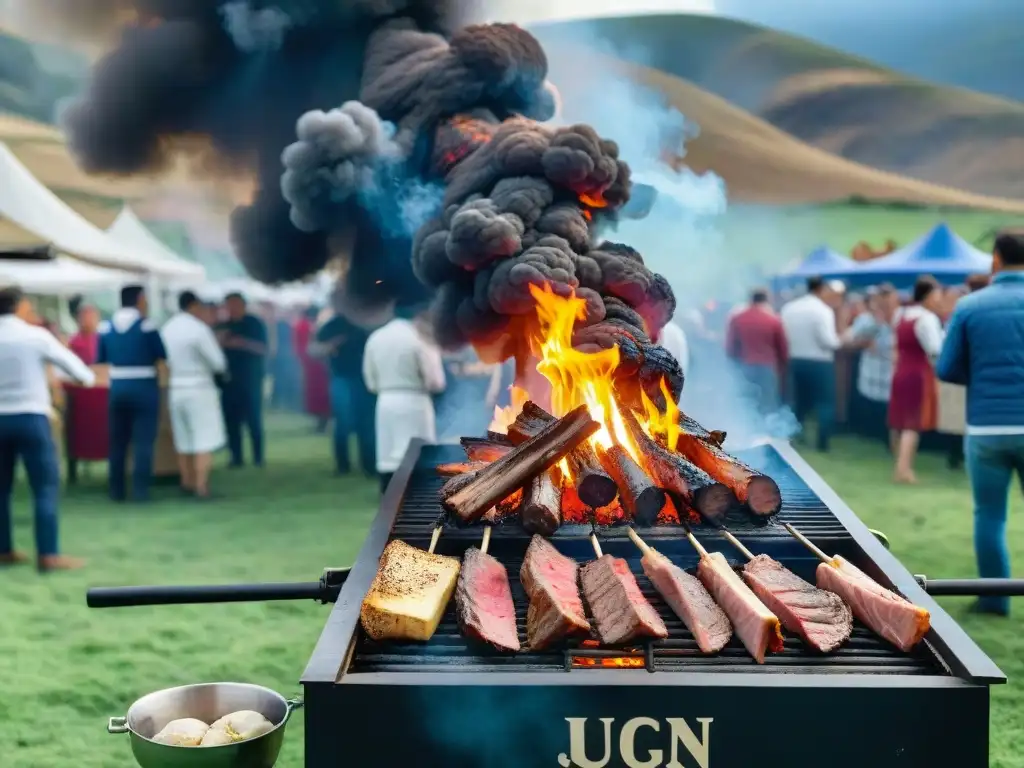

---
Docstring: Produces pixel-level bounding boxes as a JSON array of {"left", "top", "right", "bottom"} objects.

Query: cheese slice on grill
[{"left": 360, "top": 539, "right": 461, "bottom": 642}]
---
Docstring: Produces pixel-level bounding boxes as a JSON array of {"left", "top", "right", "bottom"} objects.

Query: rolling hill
[{"left": 531, "top": 14, "right": 1024, "bottom": 201}]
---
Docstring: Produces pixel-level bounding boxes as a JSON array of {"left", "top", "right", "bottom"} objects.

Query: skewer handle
[
  {"left": 721, "top": 530, "right": 755, "bottom": 562},
  {"left": 480, "top": 524, "right": 492, "bottom": 556},
  {"left": 684, "top": 528, "right": 708, "bottom": 558},
  {"left": 590, "top": 533, "right": 603, "bottom": 558},
  {"left": 626, "top": 527, "right": 652, "bottom": 556},
  {"left": 428, "top": 525, "right": 443, "bottom": 555},
  {"left": 783, "top": 523, "right": 834, "bottom": 566}
]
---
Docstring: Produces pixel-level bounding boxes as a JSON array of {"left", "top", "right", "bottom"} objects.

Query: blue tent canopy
[
  {"left": 848, "top": 224, "right": 991, "bottom": 288},
  {"left": 785, "top": 246, "right": 855, "bottom": 278}
]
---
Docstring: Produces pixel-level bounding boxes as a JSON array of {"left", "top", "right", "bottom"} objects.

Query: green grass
[{"left": 2, "top": 417, "right": 1023, "bottom": 766}]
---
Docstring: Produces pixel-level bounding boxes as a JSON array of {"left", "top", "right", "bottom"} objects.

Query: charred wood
[
  {"left": 436, "top": 461, "right": 489, "bottom": 477},
  {"left": 507, "top": 401, "right": 618, "bottom": 509},
  {"left": 625, "top": 412, "right": 738, "bottom": 526},
  {"left": 442, "top": 405, "right": 600, "bottom": 524},
  {"left": 461, "top": 436, "right": 513, "bottom": 463},
  {"left": 597, "top": 445, "right": 665, "bottom": 526},
  {"left": 520, "top": 470, "right": 562, "bottom": 536}
]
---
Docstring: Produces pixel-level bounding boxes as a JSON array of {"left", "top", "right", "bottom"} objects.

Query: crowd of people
[{"left": 1, "top": 231, "right": 1021, "bottom": 613}]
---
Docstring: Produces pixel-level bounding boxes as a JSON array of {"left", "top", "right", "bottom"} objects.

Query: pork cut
[
  {"left": 816, "top": 556, "right": 930, "bottom": 652},
  {"left": 456, "top": 547, "right": 520, "bottom": 652},
  {"left": 742, "top": 555, "right": 852, "bottom": 652},
  {"left": 520, "top": 536, "right": 591, "bottom": 650},
  {"left": 581, "top": 555, "right": 669, "bottom": 645},
  {"left": 641, "top": 549, "right": 732, "bottom": 653},
  {"left": 697, "top": 552, "right": 784, "bottom": 663}
]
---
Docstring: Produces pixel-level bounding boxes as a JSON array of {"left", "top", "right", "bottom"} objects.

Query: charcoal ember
[{"left": 638, "top": 343, "right": 685, "bottom": 403}]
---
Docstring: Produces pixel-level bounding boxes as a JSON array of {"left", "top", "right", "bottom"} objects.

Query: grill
[{"left": 301, "top": 439, "right": 1005, "bottom": 768}]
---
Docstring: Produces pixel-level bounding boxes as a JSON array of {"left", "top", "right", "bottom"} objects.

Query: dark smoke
[{"left": 60, "top": 1, "right": 684, "bottom": 403}]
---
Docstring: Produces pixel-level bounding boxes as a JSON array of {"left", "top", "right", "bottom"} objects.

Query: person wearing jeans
[
  {"left": 216, "top": 293, "right": 268, "bottom": 468},
  {"left": 780, "top": 277, "right": 842, "bottom": 451},
  {"left": 937, "top": 232, "right": 1024, "bottom": 616},
  {"left": 0, "top": 286, "right": 95, "bottom": 571},
  {"left": 312, "top": 310, "right": 374, "bottom": 476}
]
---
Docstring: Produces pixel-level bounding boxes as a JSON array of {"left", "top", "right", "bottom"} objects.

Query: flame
[
  {"left": 571, "top": 639, "right": 646, "bottom": 668},
  {"left": 489, "top": 385, "right": 529, "bottom": 434},
  {"left": 640, "top": 378, "right": 681, "bottom": 450},
  {"left": 579, "top": 193, "right": 608, "bottom": 209},
  {"left": 528, "top": 284, "right": 642, "bottom": 464}
]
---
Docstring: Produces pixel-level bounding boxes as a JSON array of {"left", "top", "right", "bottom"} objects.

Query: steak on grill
[
  {"left": 581, "top": 555, "right": 669, "bottom": 645},
  {"left": 742, "top": 555, "right": 853, "bottom": 652},
  {"left": 520, "top": 536, "right": 591, "bottom": 650},
  {"left": 698, "top": 551, "right": 784, "bottom": 663},
  {"left": 456, "top": 547, "right": 520, "bottom": 652},
  {"left": 816, "top": 556, "right": 930, "bottom": 652},
  {"left": 641, "top": 549, "right": 732, "bottom": 653}
]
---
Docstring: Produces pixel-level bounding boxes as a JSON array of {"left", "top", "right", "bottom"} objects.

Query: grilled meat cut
[
  {"left": 520, "top": 535, "right": 591, "bottom": 650},
  {"left": 742, "top": 555, "right": 852, "bottom": 652},
  {"left": 698, "top": 551, "right": 784, "bottom": 663},
  {"left": 641, "top": 549, "right": 732, "bottom": 653},
  {"left": 817, "top": 556, "right": 930, "bottom": 652},
  {"left": 456, "top": 547, "right": 520, "bottom": 652},
  {"left": 581, "top": 554, "right": 669, "bottom": 645},
  {"left": 360, "top": 540, "right": 461, "bottom": 642},
  {"left": 672, "top": 429, "right": 782, "bottom": 518}
]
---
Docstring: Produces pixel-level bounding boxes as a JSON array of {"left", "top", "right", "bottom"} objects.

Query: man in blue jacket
[
  {"left": 936, "top": 232, "right": 1024, "bottom": 616},
  {"left": 98, "top": 285, "right": 167, "bottom": 503}
]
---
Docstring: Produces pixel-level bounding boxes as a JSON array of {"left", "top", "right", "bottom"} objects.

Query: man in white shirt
[
  {"left": 780, "top": 276, "right": 842, "bottom": 452},
  {"left": 161, "top": 291, "right": 228, "bottom": 499},
  {"left": 0, "top": 286, "right": 94, "bottom": 571},
  {"left": 362, "top": 303, "right": 447, "bottom": 493}
]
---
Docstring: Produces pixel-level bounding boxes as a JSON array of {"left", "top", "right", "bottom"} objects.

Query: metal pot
[{"left": 107, "top": 682, "right": 302, "bottom": 768}]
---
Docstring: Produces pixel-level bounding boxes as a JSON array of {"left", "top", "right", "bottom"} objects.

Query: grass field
[{"left": 2, "top": 414, "right": 1023, "bottom": 767}]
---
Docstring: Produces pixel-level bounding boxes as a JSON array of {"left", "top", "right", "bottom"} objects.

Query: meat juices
[
  {"left": 456, "top": 547, "right": 520, "bottom": 652},
  {"left": 698, "top": 552, "right": 784, "bottom": 663},
  {"left": 641, "top": 550, "right": 733, "bottom": 653},
  {"left": 520, "top": 536, "right": 591, "bottom": 650},
  {"left": 817, "top": 556, "right": 930, "bottom": 653},
  {"left": 581, "top": 555, "right": 669, "bottom": 645},
  {"left": 742, "top": 555, "right": 852, "bottom": 653}
]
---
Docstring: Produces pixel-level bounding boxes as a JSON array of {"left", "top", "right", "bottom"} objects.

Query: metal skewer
[
  {"left": 626, "top": 526, "right": 653, "bottom": 557},
  {"left": 721, "top": 530, "right": 755, "bottom": 561},
  {"left": 783, "top": 523, "right": 835, "bottom": 566},
  {"left": 480, "top": 524, "right": 492, "bottom": 556}
]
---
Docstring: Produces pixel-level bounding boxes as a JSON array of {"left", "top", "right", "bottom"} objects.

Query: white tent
[
  {"left": 106, "top": 206, "right": 206, "bottom": 281},
  {"left": 0, "top": 142, "right": 192, "bottom": 278},
  {"left": 0, "top": 256, "right": 134, "bottom": 296}
]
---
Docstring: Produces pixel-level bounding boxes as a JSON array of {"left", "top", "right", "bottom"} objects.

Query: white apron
[{"left": 375, "top": 391, "right": 437, "bottom": 472}]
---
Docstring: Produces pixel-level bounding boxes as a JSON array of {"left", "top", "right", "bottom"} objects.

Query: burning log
[
  {"left": 460, "top": 436, "right": 513, "bottom": 463},
  {"left": 671, "top": 427, "right": 782, "bottom": 518},
  {"left": 624, "top": 412, "right": 738, "bottom": 526},
  {"left": 507, "top": 401, "right": 617, "bottom": 509},
  {"left": 520, "top": 470, "right": 562, "bottom": 536},
  {"left": 436, "top": 461, "right": 489, "bottom": 477},
  {"left": 440, "top": 472, "right": 521, "bottom": 522},
  {"left": 679, "top": 413, "right": 727, "bottom": 448},
  {"left": 442, "top": 405, "right": 600, "bottom": 524},
  {"left": 597, "top": 445, "right": 665, "bottom": 526}
]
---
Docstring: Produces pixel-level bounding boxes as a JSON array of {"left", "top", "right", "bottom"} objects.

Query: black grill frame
[{"left": 300, "top": 439, "right": 1004, "bottom": 767}]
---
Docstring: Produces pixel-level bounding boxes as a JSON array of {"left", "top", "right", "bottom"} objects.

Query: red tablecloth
[{"left": 63, "top": 384, "right": 110, "bottom": 460}]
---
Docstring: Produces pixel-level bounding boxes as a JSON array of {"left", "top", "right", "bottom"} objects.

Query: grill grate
[
  {"left": 391, "top": 444, "right": 852, "bottom": 542},
  {"left": 349, "top": 550, "right": 946, "bottom": 676}
]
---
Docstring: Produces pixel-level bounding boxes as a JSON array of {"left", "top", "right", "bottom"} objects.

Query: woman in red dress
[
  {"left": 293, "top": 307, "right": 331, "bottom": 431},
  {"left": 888, "top": 276, "right": 945, "bottom": 483}
]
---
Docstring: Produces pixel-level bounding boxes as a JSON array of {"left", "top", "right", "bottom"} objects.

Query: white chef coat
[
  {"left": 780, "top": 293, "right": 841, "bottom": 362},
  {"left": 161, "top": 312, "right": 228, "bottom": 453},
  {"left": 362, "top": 318, "right": 447, "bottom": 472},
  {"left": 658, "top": 320, "right": 689, "bottom": 377}
]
